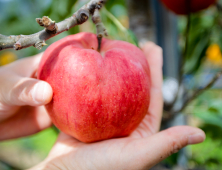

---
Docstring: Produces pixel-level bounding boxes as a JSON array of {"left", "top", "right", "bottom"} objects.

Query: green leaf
[
  {"left": 105, "top": 0, "right": 126, "bottom": 11},
  {"left": 193, "top": 100, "right": 222, "bottom": 129},
  {"left": 101, "top": 8, "right": 137, "bottom": 46},
  {"left": 208, "top": 107, "right": 220, "bottom": 115},
  {"left": 184, "top": 32, "right": 210, "bottom": 74}
]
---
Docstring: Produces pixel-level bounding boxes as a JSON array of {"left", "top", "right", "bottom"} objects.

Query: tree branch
[
  {"left": 167, "top": 1, "right": 192, "bottom": 112},
  {"left": 0, "top": 0, "right": 107, "bottom": 51},
  {"left": 173, "top": 69, "right": 222, "bottom": 114},
  {"left": 36, "top": 16, "right": 58, "bottom": 34}
]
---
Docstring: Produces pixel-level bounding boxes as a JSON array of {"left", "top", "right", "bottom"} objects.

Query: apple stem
[
  {"left": 92, "top": 8, "right": 108, "bottom": 52},
  {"left": 97, "top": 36, "right": 102, "bottom": 52},
  {"left": 0, "top": 0, "right": 107, "bottom": 51}
]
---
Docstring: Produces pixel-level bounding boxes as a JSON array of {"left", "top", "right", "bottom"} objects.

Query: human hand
[
  {"left": 30, "top": 43, "right": 205, "bottom": 170},
  {"left": 0, "top": 53, "right": 53, "bottom": 140}
]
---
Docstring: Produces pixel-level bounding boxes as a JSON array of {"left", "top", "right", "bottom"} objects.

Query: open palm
[{"left": 31, "top": 43, "right": 205, "bottom": 170}]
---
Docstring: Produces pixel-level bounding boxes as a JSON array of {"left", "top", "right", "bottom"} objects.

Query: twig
[
  {"left": 172, "top": 70, "right": 222, "bottom": 114},
  {"left": 179, "top": 10, "right": 191, "bottom": 85},
  {"left": 36, "top": 16, "right": 58, "bottom": 34},
  {"left": 167, "top": 2, "right": 192, "bottom": 112},
  {"left": 0, "top": 0, "right": 107, "bottom": 51}
]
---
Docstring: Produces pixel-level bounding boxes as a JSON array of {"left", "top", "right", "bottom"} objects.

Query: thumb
[
  {"left": 1, "top": 76, "right": 53, "bottom": 106},
  {"left": 128, "top": 126, "right": 205, "bottom": 169}
]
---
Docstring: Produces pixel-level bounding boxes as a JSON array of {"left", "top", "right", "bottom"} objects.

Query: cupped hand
[
  {"left": 30, "top": 43, "right": 205, "bottom": 170},
  {"left": 0, "top": 53, "right": 53, "bottom": 140}
]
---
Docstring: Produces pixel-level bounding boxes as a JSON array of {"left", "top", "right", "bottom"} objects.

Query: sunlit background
[{"left": 1, "top": 0, "right": 222, "bottom": 169}]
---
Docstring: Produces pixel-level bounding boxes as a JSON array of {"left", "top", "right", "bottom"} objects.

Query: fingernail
[
  {"left": 188, "top": 133, "right": 206, "bottom": 144},
  {"left": 32, "top": 82, "right": 47, "bottom": 104}
]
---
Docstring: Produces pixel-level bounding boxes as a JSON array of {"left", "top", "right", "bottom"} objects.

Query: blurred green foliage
[
  {"left": 175, "top": 3, "right": 222, "bottom": 168},
  {"left": 179, "top": 9, "right": 221, "bottom": 74},
  {"left": 176, "top": 0, "right": 222, "bottom": 76},
  {"left": 0, "top": 0, "right": 80, "bottom": 58},
  {"left": 0, "top": 0, "right": 134, "bottom": 59},
  {"left": 0, "top": 127, "right": 58, "bottom": 156},
  {"left": 162, "top": 1, "right": 222, "bottom": 169},
  {"left": 185, "top": 90, "right": 222, "bottom": 169}
]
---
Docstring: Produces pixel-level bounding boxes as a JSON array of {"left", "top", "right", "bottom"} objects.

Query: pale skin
[{"left": 0, "top": 42, "right": 205, "bottom": 170}]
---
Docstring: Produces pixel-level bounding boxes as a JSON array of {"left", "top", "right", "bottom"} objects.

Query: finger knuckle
[{"left": 166, "top": 135, "right": 187, "bottom": 157}]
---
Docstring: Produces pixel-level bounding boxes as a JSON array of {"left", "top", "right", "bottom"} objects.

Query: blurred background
[{"left": 1, "top": 0, "right": 222, "bottom": 169}]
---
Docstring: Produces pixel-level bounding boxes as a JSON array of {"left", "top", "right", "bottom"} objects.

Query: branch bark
[
  {"left": 0, "top": 0, "right": 107, "bottom": 51},
  {"left": 173, "top": 69, "right": 222, "bottom": 114}
]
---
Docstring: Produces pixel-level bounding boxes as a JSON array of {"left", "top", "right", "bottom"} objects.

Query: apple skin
[
  {"left": 161, "top": 0, "right": 217, "bottom": 15},
  {"left": 38, "top": 32, "right": 151, "bottom": 143}
]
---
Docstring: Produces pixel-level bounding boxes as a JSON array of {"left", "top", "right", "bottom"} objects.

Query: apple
[
  {"left": 160, "top": 0, "right": 217, "bottom": 15},
  {"left": 38, "top": 32, "right": 151, "bottom": 143}
]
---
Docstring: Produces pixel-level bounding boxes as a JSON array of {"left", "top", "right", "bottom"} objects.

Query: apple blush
[{"left": 38, "top": 32, "right": 151, "bottom": 143}]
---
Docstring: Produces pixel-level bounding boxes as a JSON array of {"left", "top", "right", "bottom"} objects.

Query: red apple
[
  {"left": 161, "top": 0, "right": 217, "bottom": 15},
  {"left": 38, "top": 32, "right": 151, "bottom": 143}
]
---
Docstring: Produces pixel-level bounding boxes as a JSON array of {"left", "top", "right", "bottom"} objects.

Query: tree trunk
[{"left": 126, "top": 0, "right": 156, "bottom": 43}]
